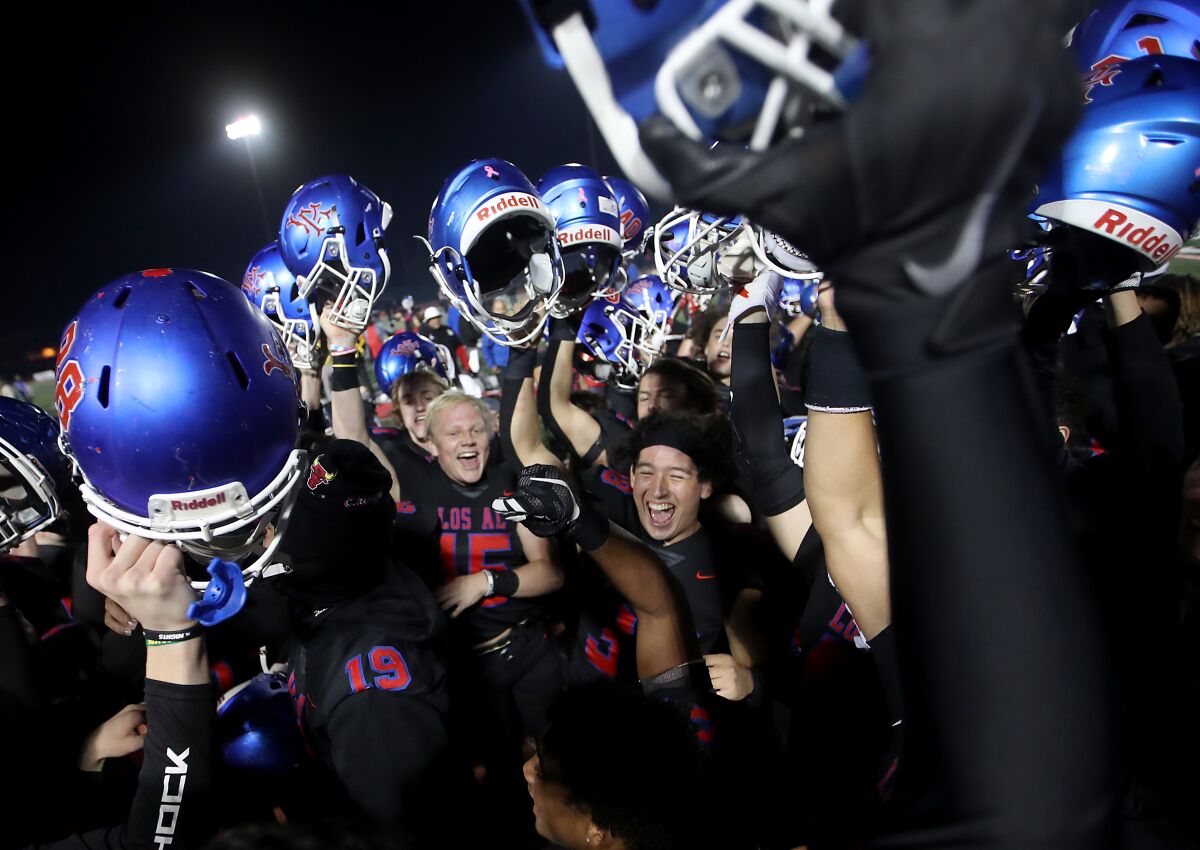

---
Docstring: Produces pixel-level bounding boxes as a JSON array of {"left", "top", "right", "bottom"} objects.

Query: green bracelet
[{"left": 142, "top": 626, "right": 203, "bottom": 647}]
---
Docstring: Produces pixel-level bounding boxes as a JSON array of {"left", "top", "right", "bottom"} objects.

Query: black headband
[{"left": 636, "top": 420, "right": 707, "bottom": 468}]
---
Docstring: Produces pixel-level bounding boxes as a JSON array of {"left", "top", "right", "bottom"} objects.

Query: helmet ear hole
[
  {"left": 1125, "top": 13, "right": 1168, "bottom": 29},
  {"left": 356, "top": 221, "right": 367, "bottom": 246},
  {"left": 96, "top": 366, "right": 111, "bottom": 409},
  {"left": 226, "top": 353, "right": 251, "bottom": 390}
]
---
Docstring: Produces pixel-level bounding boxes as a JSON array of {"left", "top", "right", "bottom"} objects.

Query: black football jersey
[
  {"left": 580, "top": 466, "right": 741, "bottom": 654},
  {"left": 286, "top": 564, "right": 449, "bottom": 762},
  {"left": 398, "top": 456, "right": 539, "bottom": 643}
]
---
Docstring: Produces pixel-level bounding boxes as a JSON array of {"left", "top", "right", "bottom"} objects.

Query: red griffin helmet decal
[
  {"left": 287, "top": 202, "right": 337, "bottom": 236},
  {"left": 307, "top": 455, "right": 337, "bottom": 491},
  {"left": 242, "top": 265, "right": 267, "bottom": 299},
  {"left": 394, "top": 338, "right": 421, "bottom": 357},
  {"left": 1082, "top": 36, "right": 1163, "bottom": 103},
  {"left": 261, "top": 338, "right": 294, "bottom": 379}
]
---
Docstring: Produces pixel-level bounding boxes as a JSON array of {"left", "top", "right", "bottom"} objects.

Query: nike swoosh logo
[
  {"left": 903, "top": 96, "right": 1042, "bottom": 295},
  {"left": 695, "top": 572, "right": 717, "bottom": 581}
]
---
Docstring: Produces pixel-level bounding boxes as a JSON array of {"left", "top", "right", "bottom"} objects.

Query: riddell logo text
[
  {"left": 1093, "top": 208, "right": 1181, "bottom": 264},
  {"left": 155, "top": 747, "right": 190, "bottom": 848},
  {"left": 170, "top": 493, "right": 226, "bottom": 512},
  {"left": 559, "top": 226, "right": 618, "bottom": 247},
  {"left": 474, "top": 192, "right": 543, "bottom": 222}
]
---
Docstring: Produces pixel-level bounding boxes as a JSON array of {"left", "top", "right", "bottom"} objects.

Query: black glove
[{"left": 492, "top": 465, "right": 610, "bottom": 551}]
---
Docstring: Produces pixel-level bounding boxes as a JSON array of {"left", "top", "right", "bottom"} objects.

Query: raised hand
[
  {"left": 493, "top": 464, "right": 611, "bottom": 552},
  {"left": 86, "top": 524, "right": 197, "bottom": 633}
]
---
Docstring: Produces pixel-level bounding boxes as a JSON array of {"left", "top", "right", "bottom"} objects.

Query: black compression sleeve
[
  {"left": 536, "top": 334, "right": 577, "bottom": 461},
  {"left": 500, "top": 346, "right": 537, "bottom": 467},
  {"left": 0, "top": 605, "right": 38, "bottom": 714},
  {"left": 124, "top": 680, "right": 214, "bottom": 850},
  {"left": 1104, "top": 313, "right": 1185, "bottom": 494},
  {"left": 730, "top": 322, "right": 805, "bottom": 515},
  {"left": 31, "top": 682, "right": 215, "bottom": 850}
]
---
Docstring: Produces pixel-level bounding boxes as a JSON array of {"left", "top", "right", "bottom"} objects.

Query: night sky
[{"left": 3, "top": 2, "right": 618, "bottom": 374}]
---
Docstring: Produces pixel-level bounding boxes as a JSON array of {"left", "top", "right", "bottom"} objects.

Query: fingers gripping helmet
[
  {"left": 242, "top": 243, "right": 320, "bottom": 370},
  {"left": 55, "top": 269, "right": 307, "bottom": 582},
  {"left": 216, "top": 673, "right": 305, "bottom": 775},
  {"left": 520, "top": 0, "right": 859, "bottom": 198},
  {"left": 577, "top": 295, "right": 656, "bottom": 389},
  {"left": 1071, "top": 0, "right": 1200, "bottom": 101},
  {"left": 278, "top": 174, "right": 392, "bottom": 332},
  {"left": 538, "top": 163, "right": 627, "bottom": 310},
  {"left": 624, "top": 273, "right": 680, "bottom": 352},
  {"left": 0, "top": 398, "right": 72, "bottom": 551},
  {"left": 374, "top": 332, "right": 452, "bottom": 396},
  {"left": 419, "top": 158, "right": 565, "bottom": 346},
  {"left": 604, "top": 175, "right": 652, "bottom": 257},
  {"left": 1033, "top": 55, "right": 1200, "bottom": 271}
]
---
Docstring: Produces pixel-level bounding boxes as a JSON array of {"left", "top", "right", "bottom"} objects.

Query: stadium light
[
  {"left": 225, "top": 113, "right": 272, "bottom": 240},
  {"left": 226, "top": 114, "right": 262, "bottom": 141}
]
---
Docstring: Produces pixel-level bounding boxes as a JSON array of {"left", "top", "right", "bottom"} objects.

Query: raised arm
[
  {"left": 803, "top": 287, "right": 890, "bottom": 640},
  {"left": 727, "top": 273, "right": 813, "bottom": 560},
  {"left": 500, "top": 345, "right": 563, "bottom": 469},
  {"left": 537, "top": 317, "right": 604, "bottom": 462},
  {"left": 41, "top": 524, "right": 217, "bottom": 850},
  {"left": 1102, "top": 288, "right": 1185, "bottom": 491},
  {"left": 320, "top": 309, "right": 402, "bottom": 502}
]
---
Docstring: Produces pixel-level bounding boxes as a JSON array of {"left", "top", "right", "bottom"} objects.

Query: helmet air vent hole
[
  {"left": 226, "top": 352, "right": 250, "bottom": 390},
  {"left": 186, "top": 281, "right": 208, "bottom": 299},
  {"left": 1146, "top": 67, "right": 1167, "bottom": 87},
  {"left": 1124, "top": 13, "right": 1167, "bottom": 28},
  {"left": 112, "top": 288, "right": 131, "bottom": 309},
  {"left": 356, "top": 222, "right": 367, "bottom": 246},
  {"left": 1192, "top": 40, "right": 1200, "bottom": 60},
  {"left": 97, "top": 366, "right": 111, "bottom": 408}
]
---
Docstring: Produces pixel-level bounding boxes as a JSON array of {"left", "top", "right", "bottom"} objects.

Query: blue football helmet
[
  {"left": 55, "top": 269, "right": 307, "bottom": 582},
  {"left": 651, "top": 207, "right": 756, "bottom": 292},
  {"left": 520, "top": 0, "right": 859, "bottom": 197},
  {"left": 374, "top": 332, "right": 453, "bottom": 396},
  {"left": 242, "top": 243, "right": 320, "bottom": 370},
  {"left": 1033, "top": 55, "right": 1200, "bottom": 270},
  {"left": 624, "top": 274, "right": 680, "bottom": 352},
  {"left": 216, "top": 673, "right": 305, "bottom": 775},
  {"left": 278, "top": 174, "right": 392, "bottom": 332},
  {"left": 783, "top": 415, "right": 807, "bottom": 468},
  {"left": 0, "top": 398, "right": 72, "bottom": 552},
  {"left": 778, "top": 275, "right": 821, "bottom": 318},
  {"left": 419, "top": 158, "right": 564, "bottom": 346},
  {"left": 539, "top": 163, "right": 627, "bottom": 311},
  {"left": 1071, "top": 0, "right": 1200, "bottom": 101},
  {"left": 577, "top": 295, "right": 658, "bottom": 389},
  {"left": 604, "top": 175, "right": 652, "bottom": 257}
]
